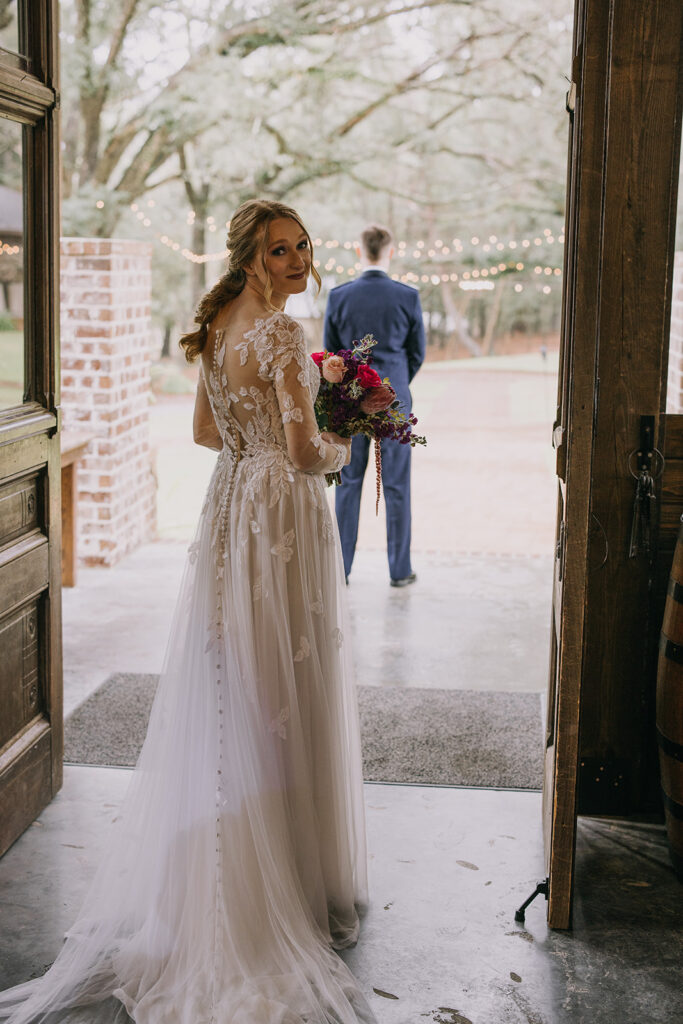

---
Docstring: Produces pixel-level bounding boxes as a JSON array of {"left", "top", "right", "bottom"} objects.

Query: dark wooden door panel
[
  {"left": 0, "top": 0, "right": 62, "bottom": 858},
  {"left": 0, "top": 476, "right": 39, "bottom": 546},
  {"left": 0, "top": 721, "right": 52, "bottom": 856},
  {"left": 544, "top": 0, "right": 683, "bottom": 928},
  {"left": 0, "top": 600, "right": 43, "bottom": 749},
  {"left": 0, "top": 535, "right": 49, "bottom": 615},
  {"left": 576, "top": 0, "right": 683, "bottom": 818}
]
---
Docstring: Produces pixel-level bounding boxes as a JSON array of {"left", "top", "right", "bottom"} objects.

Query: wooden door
[
  {"left": 0, "top": 0, "right": 62, "bottom": 856},
  {"left": 542, "top": 0, "right": 604, "bottom": 931},
  {"left": 544, "top": 0, "right": 683, "bottom": 929}
]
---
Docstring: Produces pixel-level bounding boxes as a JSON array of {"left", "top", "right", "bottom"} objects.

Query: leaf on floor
[
  {"left": 429, "top": 1009, "right": 473, "bottom": 1024},
  {"left": 456, "top": 859, "right": 479, "bottom": 871},
  {"left": 505, "top": 929, "right": 534, "bottom": 943},
  {"left": 373, "top": 987, "right": 399, "bottom": 1000}
]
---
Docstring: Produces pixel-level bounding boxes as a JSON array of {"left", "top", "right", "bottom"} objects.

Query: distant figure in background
[{"left": 324, "top": 224, "right": 426, "bottom": 586}]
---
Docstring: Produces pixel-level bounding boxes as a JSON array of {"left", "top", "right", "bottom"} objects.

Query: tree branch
[{"left": 102, "top": 0, "right": 142, "bottom": 75}]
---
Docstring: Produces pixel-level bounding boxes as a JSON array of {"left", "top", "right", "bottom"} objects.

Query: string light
[
  {"left": 92, "top": 200, "right": 565, "bottom": 280},
  {"left": 460, "top": 280, "right": 494, "bottom": 291}
]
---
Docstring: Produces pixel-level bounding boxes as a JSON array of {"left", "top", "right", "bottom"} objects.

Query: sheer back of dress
[
  {"left": 199, "top": 310, "right": 334, "bottom": 472},
  {"left": 200, "top": 313, "right": 282, "bottom": 458}
]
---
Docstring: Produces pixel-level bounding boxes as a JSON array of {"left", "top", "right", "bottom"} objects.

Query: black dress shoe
[{"left": 390, "top": 572, "right": 417, "bottom": 588}]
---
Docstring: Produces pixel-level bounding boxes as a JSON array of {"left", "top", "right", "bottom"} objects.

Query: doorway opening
[
  {"left": 3, "top": 2, "right": 683, "bottom": 1022},
  {"left": 59, "top": 0, "right": 571, "bottom": 802}
]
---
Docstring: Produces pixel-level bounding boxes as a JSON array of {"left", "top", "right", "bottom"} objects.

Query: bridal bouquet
[{"left": 311, "top": 334, "right": 426, "bottom": 506}]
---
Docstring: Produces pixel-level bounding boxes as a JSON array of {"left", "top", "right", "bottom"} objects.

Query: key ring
[{"left": 628, "top": 446, "right": 665, "bottom": 480}]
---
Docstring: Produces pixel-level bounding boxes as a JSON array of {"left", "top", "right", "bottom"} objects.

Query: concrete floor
[{"left": 0, "top": 768, "right": 680, "bottom": 1024}]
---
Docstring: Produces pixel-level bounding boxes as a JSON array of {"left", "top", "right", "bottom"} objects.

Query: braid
[{"left": 179, "top": 267, "right": 246, "bottom": 363}]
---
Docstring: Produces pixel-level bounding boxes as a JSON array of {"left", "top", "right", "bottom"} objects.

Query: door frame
[{"left": 544, "top": 0, "right": 683, "bottom": 928}]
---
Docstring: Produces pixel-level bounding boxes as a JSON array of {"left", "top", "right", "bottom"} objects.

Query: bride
[{"left": 0, "top": 199, "right": 376, "bottom": 1024}]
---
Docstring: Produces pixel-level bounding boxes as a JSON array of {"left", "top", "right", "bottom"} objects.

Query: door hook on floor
[{"left": 514, "top": 878, "right": 549, "bottom": 922}]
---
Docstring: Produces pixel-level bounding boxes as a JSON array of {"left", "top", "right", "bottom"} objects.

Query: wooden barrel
[{"left": 657, "top": 515, "right": 683, "bottom": 880}]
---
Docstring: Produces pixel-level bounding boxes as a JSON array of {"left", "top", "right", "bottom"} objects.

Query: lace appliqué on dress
[
  {"left": 268, "top": 706, "right": 290, "bottom": 739},
  {"left": 311, "top": 432, "right": 347, "bottom": 473},
  {"left": 293, "top": 636, "right": 311, "bottom": 662},
  {"left": 271, "top": 529, "right": 295, "bottom": 563},
  {"left": 281, "top": 391, "right": 304, "bottom": 424}
]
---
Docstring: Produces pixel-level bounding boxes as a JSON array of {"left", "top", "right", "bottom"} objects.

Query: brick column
[
  {"left": 667, "top": 251, "right": 683, "bottom": 413},
  {"left": 60, "top": 238, "right": 157, "bottom": 566}
]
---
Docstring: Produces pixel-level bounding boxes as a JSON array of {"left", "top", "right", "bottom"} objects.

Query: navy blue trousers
[{"left": 334, "top": 433, "right": 412, "bottom": 580}]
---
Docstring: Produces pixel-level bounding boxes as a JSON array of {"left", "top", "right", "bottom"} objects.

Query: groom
[{"left": 323, "top": 223, "right": 426, "bottom": 586}]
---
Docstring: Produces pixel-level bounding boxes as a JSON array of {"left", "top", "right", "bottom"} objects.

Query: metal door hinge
[
  {"left": 566, "top": 82, "right": 576, "bottom": 114},
  {"left": 552, "top": 422, "right": 564, "bottom": 449}
]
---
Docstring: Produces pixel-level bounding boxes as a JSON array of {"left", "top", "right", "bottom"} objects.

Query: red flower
[
  {"left": 361, "top": 384, "right": 396, "bottom": 414},
  {"left": 357, "top": 364, "right": 382, "bottom": 389},
  {"left": 311, "top": 351, "right": 325, "bottom": 368}
]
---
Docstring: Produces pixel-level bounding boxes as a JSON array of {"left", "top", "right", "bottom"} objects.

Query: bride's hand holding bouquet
[
  {"left": 320, "top": 430, "right": 352, "bottom": 465},
  {"left": 311, "top": 334, "right": 427, "bottom": 504}
]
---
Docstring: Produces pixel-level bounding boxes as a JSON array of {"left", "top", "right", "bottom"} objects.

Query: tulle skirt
[{"left": 0, "top": 450, "right": 375, "bottom": 1024}]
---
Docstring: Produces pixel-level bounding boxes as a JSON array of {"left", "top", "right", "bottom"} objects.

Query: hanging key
[
  {"left": 628, "top": 469, "right": 655, "bottom": 558},
  {"left": 643, "top": 470, "right": 656, "bottom": 554},
  {"left": 628, "top": 473, "right": 643, "bottom": 558}
]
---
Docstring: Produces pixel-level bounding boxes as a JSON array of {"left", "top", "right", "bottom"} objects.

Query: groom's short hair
[{"left": 360, "top": 224, "right": 393, "bottom": 262}]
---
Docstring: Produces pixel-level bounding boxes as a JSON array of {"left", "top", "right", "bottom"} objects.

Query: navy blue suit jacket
[{"left": 323, "top": 270, "right": 426, "bottom": 404}]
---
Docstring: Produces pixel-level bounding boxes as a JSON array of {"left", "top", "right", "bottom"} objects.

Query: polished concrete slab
[
  {"left": 62, "top": 545, "right": 552, "bottom": 716},
  {"left": 0, "top": 767, "right": 680, "bottom": 1023},
  {"left": 346, "top": 550, "right": 551, "bottom": 693}
]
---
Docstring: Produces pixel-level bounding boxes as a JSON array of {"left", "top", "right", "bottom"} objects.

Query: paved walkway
[{"left": 152, "top": 353, "right": 559, "bottom": 556}]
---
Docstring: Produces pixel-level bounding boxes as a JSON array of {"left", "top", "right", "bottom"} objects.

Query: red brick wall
[
  {"left": 60, "top": 238, "right": 156, "bottom": 566},
  {"left": 667, "top": 252, "right": 683, "bottom": 413}
]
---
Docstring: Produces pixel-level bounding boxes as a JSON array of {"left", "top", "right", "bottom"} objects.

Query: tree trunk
[
  {"left": 191, "top": 213, "right": 207, "bottom": 310},
  {"left": 483, "top": 279, "right": 506, "bottom": 355},
  {"left": 161, "top": 322, "right": 172, "bottom": 359},
  {"left": 440, "top": 282, "right": 481, "bottom": 357}
]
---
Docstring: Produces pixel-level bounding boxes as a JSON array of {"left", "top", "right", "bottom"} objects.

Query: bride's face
[{"left": 248, "top": 217, "right": 312, "bottom": 298}]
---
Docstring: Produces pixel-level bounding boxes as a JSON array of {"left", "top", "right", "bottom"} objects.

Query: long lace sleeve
[
  {"left": 266, "top": 316, "right": 347, "bottom": 474},
  {"left": 193, "top": 364, "right": 223, "bottom": 451}
]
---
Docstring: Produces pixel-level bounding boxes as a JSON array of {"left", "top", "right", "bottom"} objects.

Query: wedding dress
[{"left": 0, "top": 311, "right": 376, "bottom": 1024}]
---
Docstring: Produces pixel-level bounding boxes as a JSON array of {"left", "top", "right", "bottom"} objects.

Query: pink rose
[
  {"left": 321, "top": 354, "right": 346, "bottom": 383},
  {"left": 360, "top": 383, "right": 396, "bottom": 414}
]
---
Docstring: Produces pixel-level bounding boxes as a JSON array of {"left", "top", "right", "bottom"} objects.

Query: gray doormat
[{"left": 64, "top": 674, "right": 543, "bottom": 790}]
